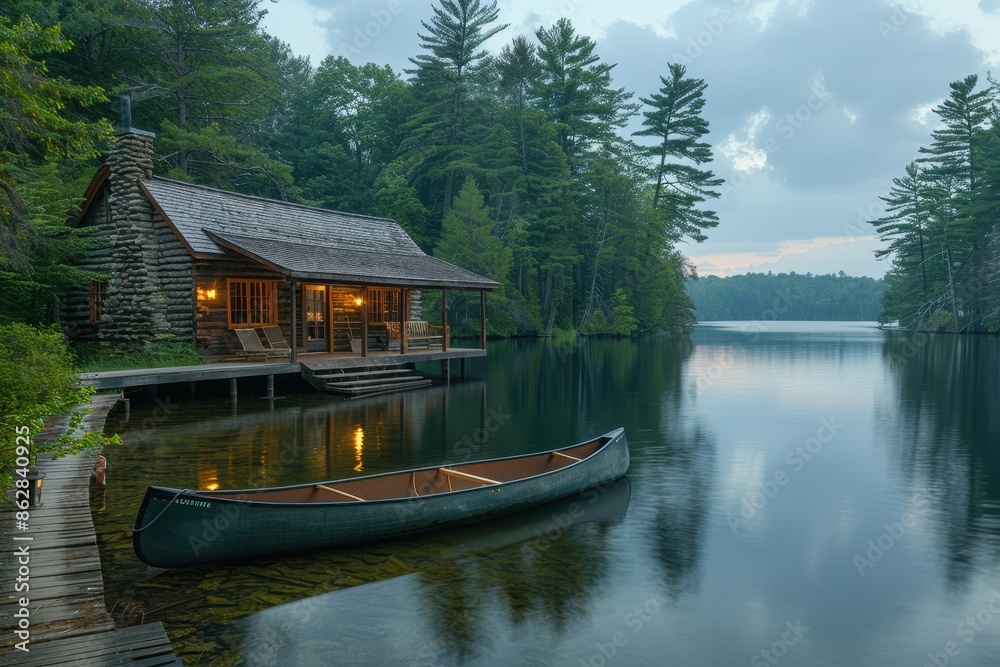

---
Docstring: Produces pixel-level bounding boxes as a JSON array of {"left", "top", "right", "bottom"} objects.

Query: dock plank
[
  {"left": 1, "top": 621, "right": 178, "bottom": 666},
  {"left": 0, "top": 395, "right": 180, "bottom": 664}
]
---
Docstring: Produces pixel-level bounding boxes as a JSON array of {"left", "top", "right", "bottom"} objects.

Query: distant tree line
[
  {"left": 0, "top": 0, "right": 731, "bottom": 338},
  {"left": 686, "top": 272, "right": 885, "bottom": 322},
  {"left": 868, "top": 74, "right": 1000, "bottom": 332}
]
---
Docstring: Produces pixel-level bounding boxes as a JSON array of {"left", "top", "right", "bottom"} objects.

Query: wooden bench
[{"left": 386, "top": 320, "right": 448, "bottom": 349}]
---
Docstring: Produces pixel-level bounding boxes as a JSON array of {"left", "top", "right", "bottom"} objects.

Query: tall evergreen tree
[
  {"left": 496, "top": 35, "right": 539, "bottom": 171},
  {"left": 633, "top": 63, "right": 722, "bottom": 243},
  {"left": 917, "top": 74, "right": 992, "bottom": 204},
  {"left": 402, "top": 0, "right": 507, "bottom": 217},
  {"left": 533, "top": 18, "right": 635, "bottom": 170},
  {"left": 124, "top": 0, "right": 291, "bottom": 196},
  {"left": 434, "top": 175, "right": 515, "bottom": 335},
  {"left": 871, "top": 162, "right": 937, "bottom": 296},
  {"left": 916, "top": 74, "right": 994, "bottom": 327}
]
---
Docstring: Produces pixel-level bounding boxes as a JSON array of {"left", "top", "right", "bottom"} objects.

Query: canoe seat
[
  {"left": 438, "top": 467, "right": 500, "bottom": 490},
  {"left": 551, "top": 451, "right": 581, "bottom": 462},
  {"left": 316, "top": 484, "right": 365, "bottom": 501}
]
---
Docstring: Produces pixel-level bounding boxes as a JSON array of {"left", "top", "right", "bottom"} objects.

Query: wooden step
[
  {"left": 314, "top": 368, "right": 411, "bottom": 380},
  {"left": 326, "top": 376, "right": 422, "bottom": 389},
  {"left": 326, "top": 378, "right": 433, "bottom": 397}
]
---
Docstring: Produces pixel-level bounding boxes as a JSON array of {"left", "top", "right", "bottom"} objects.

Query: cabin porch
[{"left": 79, "top": 348, "right": 486, "bottom": 395}]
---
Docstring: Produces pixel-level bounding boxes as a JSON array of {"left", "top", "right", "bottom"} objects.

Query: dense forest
[
  {"left": 868, "top": 74, "right": 1000, "bottom": 332},
  {"left": 0, "top": 0, "right": 731, "bottom": 339},
  {"left": 687, "top": 272, "right": 885, "bottom": 322}
]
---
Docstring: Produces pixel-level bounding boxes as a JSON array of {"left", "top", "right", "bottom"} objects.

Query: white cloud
[
  {"left": 843, "top": 106, "right": 858, "bottom": 124},
  {"left": 909, "top": 100, "right": 943, "bottom": 126},
  {"left": 902, "top": 0, "right": 1000, "bottom": 65},
  {"left": 719, "top": 108, "right": 772, "bottom": 173}
]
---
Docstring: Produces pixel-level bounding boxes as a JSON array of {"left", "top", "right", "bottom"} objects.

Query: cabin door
[{"left": 304, "top": 285, "right": 328, "bottom": 352}]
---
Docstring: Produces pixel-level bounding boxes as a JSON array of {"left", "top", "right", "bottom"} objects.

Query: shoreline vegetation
[
  {"left": 687, "top": 272, "right": 886, "bottom": 324},
  {"left": 866, "top": 74, "right": 1000, "bottom": 334},
  {"left": 0, "top": 323, "right": 120, "bottom": 500}
]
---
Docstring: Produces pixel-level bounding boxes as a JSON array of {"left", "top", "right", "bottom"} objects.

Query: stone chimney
[{"left": 99, "top": 95, "right": 172, "bottom": 349}]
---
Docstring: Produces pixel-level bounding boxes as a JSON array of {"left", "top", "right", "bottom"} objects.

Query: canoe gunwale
[{"left": 137, "top": 428, "right": 626, "bottom": 510}]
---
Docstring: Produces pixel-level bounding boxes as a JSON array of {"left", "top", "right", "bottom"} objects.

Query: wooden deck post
[
  {"left": 266, "top": 374, "right": 274, "bottom": 399},
  {"left": 229, "top": 377, "right": 237, "bottom": 399},
  {"left": 400, "top": 289, "right": 409, "bottom": 355},
  {"left": 360, "top": 285, "right": 369, "bottom": 357},
  {"left": 289, "top": 280, "right": 298, "bottom": 363},
  {"left": 479, "top": 290, "right": 486, "bottom": 350},
  {"left": 441, "top": 289, "right": 448, "bottom": 352}
]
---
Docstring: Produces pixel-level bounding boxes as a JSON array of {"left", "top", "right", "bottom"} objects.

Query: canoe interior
[{"left": 195, "top": 437, "right": 607, "bottom": 504}]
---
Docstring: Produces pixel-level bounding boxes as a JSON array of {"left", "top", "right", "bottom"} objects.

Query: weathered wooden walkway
[
  {"left": 1, "top": 394, "right": 180, "bottom": 665},
  {"left": 79, "top": 348, "right": 485, "bottom": 391}
]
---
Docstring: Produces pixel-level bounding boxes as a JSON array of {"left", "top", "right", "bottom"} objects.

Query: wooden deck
[
  {"left": 79, "top": 348, "right": 486, "bottom": 391},
  {"left": 0, "top": 395, "right": 180, "bottom": 665}
]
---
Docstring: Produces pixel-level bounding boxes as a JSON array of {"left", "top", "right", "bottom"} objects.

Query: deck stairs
[{"left": 306, "top": 365, "right": 432, "bottom": 397}]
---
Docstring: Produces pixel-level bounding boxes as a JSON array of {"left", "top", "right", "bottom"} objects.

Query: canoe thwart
[
  {"left": 316, "top": 484, "right": 365, "bottom": 501},
  {"left": 438, "top": 468, "right": 500, "bottom": 485},
  {"left": 551, "top": 451, "right": 582, "bottom": 462}
]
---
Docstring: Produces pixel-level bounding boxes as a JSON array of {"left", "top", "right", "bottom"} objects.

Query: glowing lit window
[{"left": 228, "top": 279, "right": 276, "bottom": 327}]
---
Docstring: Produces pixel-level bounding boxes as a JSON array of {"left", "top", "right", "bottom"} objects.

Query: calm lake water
[{"left": 93, "top": 322, "right": 1000, "bottom": 666}]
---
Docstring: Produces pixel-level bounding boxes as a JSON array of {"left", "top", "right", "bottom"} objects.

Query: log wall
[
  {"left": 65, "top": 132, "right": 195, "bottom": 349},
  {"left": 193, "top": 259, "right": 285, "bottom": 359}
]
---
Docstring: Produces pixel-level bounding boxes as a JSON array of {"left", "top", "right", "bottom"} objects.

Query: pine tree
[
  {"left": 124, "top": 0, "right": 290, "bottom": 196},
  {"left": 434, "top": 175, "right": 516, "bottom": 335},
  {"left": 916, "top": 74, "right": 995, "bottom": 328},
  {"left": 496, "top": 35, "right": 539, "bottom": 171},
  {"left": 402, "top": 0, "right": 508, "bottom": 216},
  {"left": 870, "top": 162, "right": 938, "bottom": 298},
  {"left": 533, "top": 18, "right": 635, "bottom": 170},
  {"left": 633, "top": 63, "right": 723, "bottom": 243}
]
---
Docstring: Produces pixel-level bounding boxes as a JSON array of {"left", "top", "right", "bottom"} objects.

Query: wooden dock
[
  {"left": 1, "top": 394, "right": 180, "bottom": 665},
  {"left": 79, "top": 347, "right": 486, "bottom": 392}
]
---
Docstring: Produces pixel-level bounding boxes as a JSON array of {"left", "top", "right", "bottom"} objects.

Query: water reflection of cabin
[{"left": 65, "top": 129, "right": 499, "bottom": 361}]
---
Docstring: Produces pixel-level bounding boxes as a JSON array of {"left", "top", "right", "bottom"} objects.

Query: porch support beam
[
  {"left": 360, "top": 285, "right": 369, "bottom": 357},
  {"left": 400, "top": 289, "right": 409, "bottom": 355},
  {"left": 290, "top": 280, "right": 298, "bottom": 363},
  {"left": 479, "top": 290, "right": 486, "bottom": 350},
  {"left": 441, "top": 289, "right": 448, "bottom": 352}
]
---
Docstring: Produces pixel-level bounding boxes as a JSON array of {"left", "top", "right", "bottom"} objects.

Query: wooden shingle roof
[
  {"left": 208, "top": 231, "right": 499, "bottom": 290},
  {"left": 135, "top": 177, "right": 497, "bottom": 290},
  {"left": 139, "top": 177, "right": 422, "bottom": 256}
]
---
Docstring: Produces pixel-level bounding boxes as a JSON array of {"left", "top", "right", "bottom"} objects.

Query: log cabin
[{"left": 64, "top": 124, "right": 498, "bottom": 361}]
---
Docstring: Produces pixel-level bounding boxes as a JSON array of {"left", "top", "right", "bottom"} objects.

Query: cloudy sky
[{"left": 260, "top": 0, "right": 1000, "bottom": 278}]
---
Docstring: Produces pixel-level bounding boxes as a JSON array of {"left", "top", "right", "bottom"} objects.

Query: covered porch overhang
[{"left": 204, "top": 231, "right": 499, "bottom": 362}]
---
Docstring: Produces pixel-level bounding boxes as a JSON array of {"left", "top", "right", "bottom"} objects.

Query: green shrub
[
  {"left": 584, "top": 289, "right": 639, "bottom": 337},
  {"left": 0, "top": 324, "right": 120, "bottom": 499}
]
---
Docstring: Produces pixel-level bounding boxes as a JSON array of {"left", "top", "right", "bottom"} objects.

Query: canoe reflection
[{"left": 236, "top": 477, "right": 631, "bottom": 667}]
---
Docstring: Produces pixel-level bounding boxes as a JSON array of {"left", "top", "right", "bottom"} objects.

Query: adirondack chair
[
  {"left": 235, "top": 328, "right": 289, "bottom": 362},
  {"left": 261, "top": 325, "right": 291, "bottom": 350}
]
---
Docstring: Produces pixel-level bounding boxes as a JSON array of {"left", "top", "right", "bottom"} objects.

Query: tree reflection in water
[
  {"left": 880, "top": 331, "right": 1000, "bottom": 591},
  {"left": 234, "top": 478, "right": 631, "bottom": 666}
]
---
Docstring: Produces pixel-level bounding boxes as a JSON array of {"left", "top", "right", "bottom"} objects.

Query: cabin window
[
  {"left": 89, "top": 280, "right": 107, "bottom": 324},
  {"left": 368, "top": 288, "right": 400, "bottom": 324},
  {"left": 228, "top": 279, "right": 276, "bottom": 327}
]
